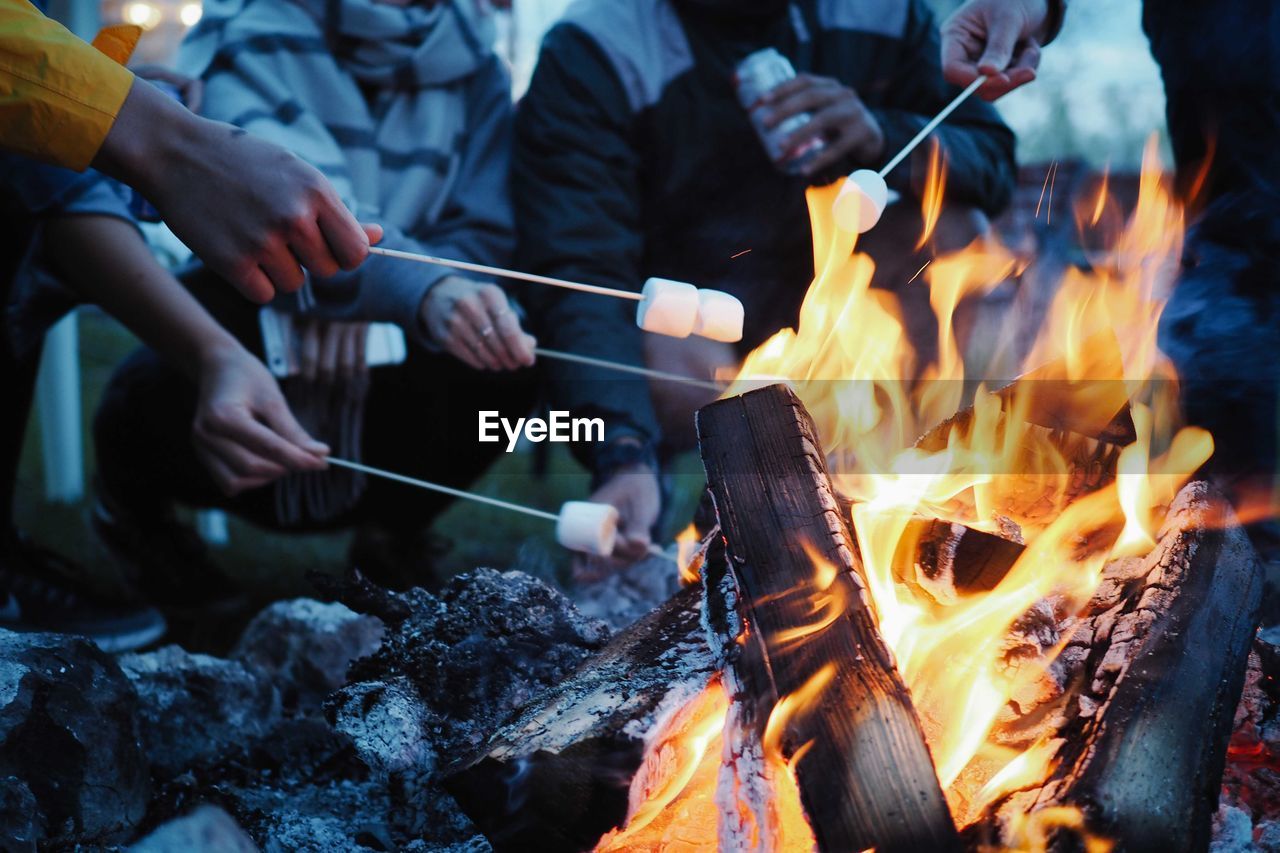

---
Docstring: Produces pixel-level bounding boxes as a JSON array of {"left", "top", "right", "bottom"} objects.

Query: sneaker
[
  {"left": 90, "top": 494, "right": 244, "bottom": 613},
  {"left": 347, "top": 525, "right": 451, "bottom": 591},
  {"left": 0, "top": 532, "right": 167, "bottom": 652}
]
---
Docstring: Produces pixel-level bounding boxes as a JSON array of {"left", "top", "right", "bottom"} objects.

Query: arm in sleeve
[
  {"left": 306, "top": 56, "right": 517, "bottom": 345},
  {"left": 864, "top": 0, "right": 1017, "bottom": 216},
  {"left": 0, "top": 0, "right": 134, "bottom": 170},
  {"left": 514, "top": 24, "right": 660, "bottom": 470}
]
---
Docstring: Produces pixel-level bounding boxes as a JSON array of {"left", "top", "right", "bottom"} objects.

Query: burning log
[
  {"left": 697, "top": 383, "right": 961, "bottom": 853},
  {"left": 899, "top": 517, "right": 1026, "bottom": 604},
  {"left": 443, "top": 585, "right": 717, "bottom": 852},
  {"left": 916, "top": 332, "right": 1138, "bottom": 454},
  {"left": 972, "top": 482, "right": 1263, "bottom": 850}
]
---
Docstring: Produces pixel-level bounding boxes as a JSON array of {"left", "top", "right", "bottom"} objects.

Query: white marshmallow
[
  {"left": 556, "top": 501, "right": 620, "bottom": 556},
  {"left": 636, "top": 278, "right": 700, "bottom": 338},
  {"left": 692, "top": 289, "right": 745, "bottom": 343},
  {"left": 832, "top": 169, "right": 889, "bottom": 234}
]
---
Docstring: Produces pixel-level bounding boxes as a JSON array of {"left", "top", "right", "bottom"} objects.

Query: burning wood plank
[
  {"left": 697, "top": 383, "right": 961, "bottom": 853},
  {"left": 443, "top": 586, "right": 717, "bottom": 852},
  {"left": 967, "top": 481, "right": 1263, "bottom": 850},
  {"left": 916, "top": 331, "right": 1138, "bottom": 453}
]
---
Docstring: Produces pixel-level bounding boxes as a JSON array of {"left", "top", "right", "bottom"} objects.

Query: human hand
[
  {"left": 131, "top": 65, "right": 204, "bottom": 113},
  {"left": 94, "top": 80, "right": 383, "bottom": 303},
  {"left": 192, "top": 344, "right": 329, "bottom": 495},
  {"left": 941, "top": 0, "right": 1049, "bottom": 100},
  {"left": 588, "top": 462, "right": 662, "bottom": 562},
  {"left": 420, "top": 276, "right": 537, "bottom": 371},
  {"left": 295, "top": 318, "right": 369, "bottom": 383},
  {"left": 757, "top": 73, "right": 884, "bottom": 176}
]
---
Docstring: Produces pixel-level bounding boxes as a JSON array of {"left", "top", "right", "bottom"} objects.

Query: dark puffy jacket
[{"left": 515, "top": 0, "right": 1017, "bottom": 467}]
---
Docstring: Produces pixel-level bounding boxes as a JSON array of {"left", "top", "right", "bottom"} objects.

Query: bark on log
[
  {"left": 443, "top": 585, "right": 717, "bottom": 852},
  {"left": 971, "top": 481, "right": 1263, "bottom": 851},
  {"left": 697, "top": 383, "right": 961, "bottom": 853}
]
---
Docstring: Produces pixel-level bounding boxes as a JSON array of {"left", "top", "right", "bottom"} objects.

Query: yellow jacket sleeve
[{"left": 0, "top": 0, "right": 136, "bottom": 171}]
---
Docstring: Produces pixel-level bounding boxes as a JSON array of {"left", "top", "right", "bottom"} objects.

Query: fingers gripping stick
[
  {"left": 325, "top": 457, "right": 620, "bottom": 556},
  {"left": 833, "top": 75, "right": 987, "bottom": 234},
  {"left": 367, "top": 248, "right": 743, "bottom": 342}
]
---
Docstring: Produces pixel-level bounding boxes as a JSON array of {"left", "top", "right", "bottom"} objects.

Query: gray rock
[
  {"left": 233, "top": 599, "right": 383, "bottom": 712},
  {"left": 0, "top": 777, "right": 37, "bottom": 852},
  {"left": 330, "top": 678, "right": 434, "bottom": 780},
  {"left": 1210, "top": 803, "right": 1259, "bottom": 853},
  {"left": 339, "top": 568, "right": 610, "bottom": 758},
  {"left": 330, "top": 569, "right": 609, "bottom": 845},
  {"left": 0, "top": 630, "right": 149, "bottom": 847},
  {"left": 130, "top": 805, "right": 258, "bottom": 852},
  {"left": 119, "top": 645, "right": 281, "bottom": 776}
]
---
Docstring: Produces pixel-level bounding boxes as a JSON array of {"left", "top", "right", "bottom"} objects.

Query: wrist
[
  {"left": 95, "top": 78, "right": 205, "bottom": 198},
  {"left": 592, "top": 436, "right": 658, "bottom": 489},
  {"left": 195, "top": 331, "right": 250, "bottom": 381}
]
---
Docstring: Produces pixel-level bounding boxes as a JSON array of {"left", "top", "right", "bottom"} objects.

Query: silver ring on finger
[{"left": 480, "top": 325, "right": 495, "bottom": 338}]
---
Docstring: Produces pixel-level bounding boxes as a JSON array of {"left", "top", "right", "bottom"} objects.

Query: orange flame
[
  {"left": 600, "top": 137, "right": 1211, "bottom": 849},
  {"left": 917, "top": 138, "right": 947, "bottom": 250},
  {"left": 675, "top": 523, "right": 704, "bottom": 585},
  {"left": 732, "top": 138, "right": 1207, "bottom": 818}
]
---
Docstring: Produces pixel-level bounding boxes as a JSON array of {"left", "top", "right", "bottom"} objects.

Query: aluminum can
[{"left": 734, "top": 48, "right": 824, "bottom": 174}]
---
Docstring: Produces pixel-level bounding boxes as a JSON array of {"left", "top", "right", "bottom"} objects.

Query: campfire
[{"left": 446, "top": 142, "right": 1264, "bottom": 852}]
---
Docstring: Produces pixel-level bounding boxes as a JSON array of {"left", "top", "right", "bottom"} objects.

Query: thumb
[
  {"left": 976, "top": 15, "right": 1020, "bottom": 75},
  {"left": 363, "top": 223, "right": 384, "bottom": 246},
  {"left": 264, "top": 400, "right": 330, "bottom": 461}
]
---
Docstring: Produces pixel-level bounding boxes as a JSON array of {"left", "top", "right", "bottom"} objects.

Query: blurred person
[
  {"left": 0, "top": 0, "right": 382, "bottom": 301},
  {"left": 0, "top": 73, "right": 331, "bottom": 649},
  {"left": 92, "top": 0, "right": 537, "bottom": 591},
  {"left": 941, "top": 0, "right": 1280, "bottom": 506},
  {"left": 516, "top": 0, "right": 1017, "bottom": 560}
]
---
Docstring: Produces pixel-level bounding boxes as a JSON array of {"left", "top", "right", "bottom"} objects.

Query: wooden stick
[
  {"left": 534, "top": 347, "right": 725, "bottom": 392},
  {"left": 368, "top": 247, "right": 643, "bottom": 302},
  {"left": 326, "top": 456, "right": 678, "bottom": 564},
  {"left": 878, "top": 76, "right": 986, "bottom": 178},
  {"left": 325, "top": 457, "right": 559, "bottom": 521}
]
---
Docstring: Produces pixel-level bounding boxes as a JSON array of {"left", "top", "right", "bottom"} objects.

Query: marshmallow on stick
[
  {"left": 636, "top": 277, "right": 700, "bottom": 338},
  {"left": 325, "top": 458, "right": 621, "bottom": 556},
  {"left": 556, "top": 501, "right": 620, "bottom": 556},
  {"left": 368, "top": 247, "right": 743, "bottom": 342},
  {"left": 833, "top": 75, "right": 986, "bottom": 235},
  {"left": 694, "top": 288, "right": 745, "bottom": 343},
  {"left": 833, "top": 169, "right": 889, "bottom": 234}
]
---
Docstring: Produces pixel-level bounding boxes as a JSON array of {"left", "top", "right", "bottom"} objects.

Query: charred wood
[{"left": 697, "top": 383, "right": 960, "bottom": 853}]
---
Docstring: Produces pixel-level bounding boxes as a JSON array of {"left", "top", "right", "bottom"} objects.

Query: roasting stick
[
  {"left": 368, "top": 246, "right": 642, "bottom": 302},
  {"left": 534, "top": 347, "right": 725, "bottom": 392},
  {"left": 879, "top": 74, "right": 987, "bottom": 179},
  {"left": 326, "top": 456, "right": 678, "bottom": 563},
  {"left": 366, "top": 247, "right": 746, "bottom": 342},
  {"left": 834, "top": 74, "right": 988, "bottom": 233},
  {"left": 327, "top": 457, "right": 556, "bottom": 520}
]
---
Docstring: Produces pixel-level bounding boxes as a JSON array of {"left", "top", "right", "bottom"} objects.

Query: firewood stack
[{"left": 446, "top": 383, "right": 1262, "bottom": 853}]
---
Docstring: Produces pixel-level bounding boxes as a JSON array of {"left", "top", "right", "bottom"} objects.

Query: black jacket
[{"left": 515, "top": 0, "right": 1017, "bottom": 468}]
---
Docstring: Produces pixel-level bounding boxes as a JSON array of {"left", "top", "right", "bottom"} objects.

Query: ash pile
[{"left": 0, "top": 561, "right": 673, "bottom": 852}]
